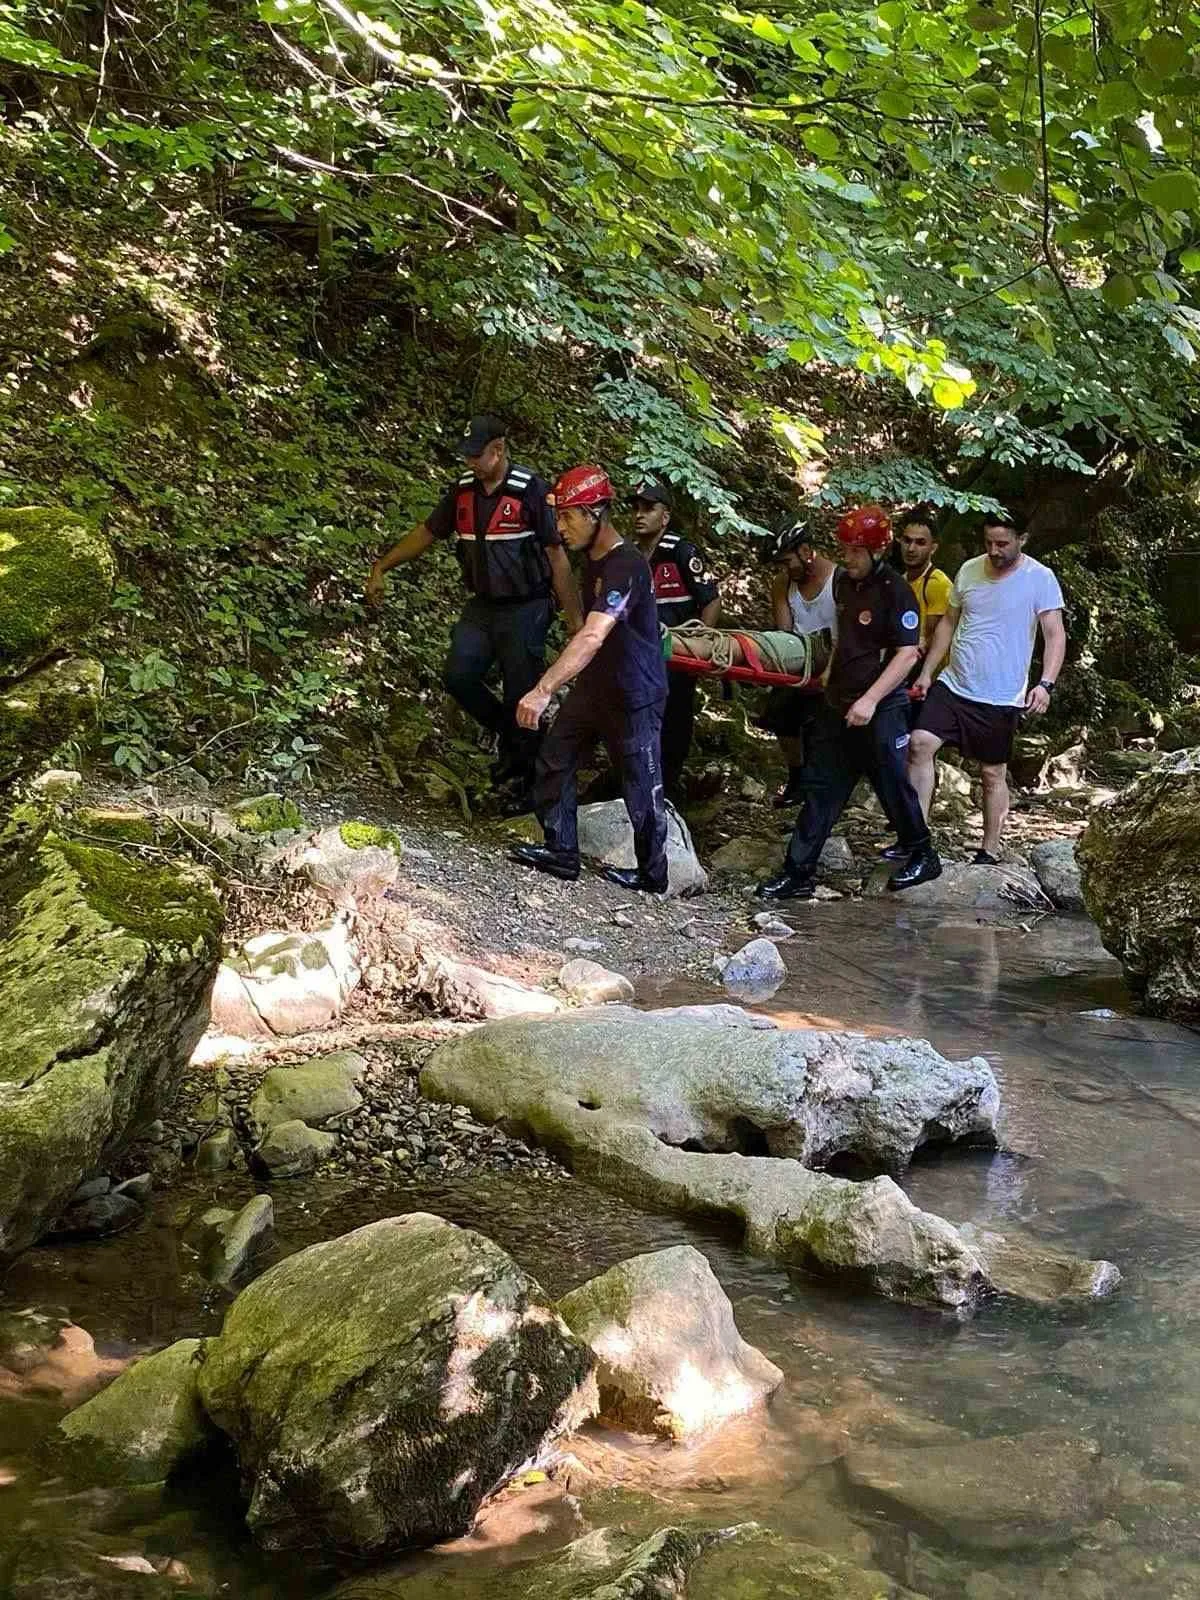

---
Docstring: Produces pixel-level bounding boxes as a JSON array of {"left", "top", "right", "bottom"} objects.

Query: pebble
[
  {"left": 564, "top": 937, "right": 603, "bottom": 953},
  {"left": 612, "top": 911, "right": 634, "bottom": 927}
]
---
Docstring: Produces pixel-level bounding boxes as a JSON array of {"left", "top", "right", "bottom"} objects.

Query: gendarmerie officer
[
  {"left": 365, "top": 414, "right": 582, "bottom": 802},
  {"left": 757, "top": 504, "right": 943, "bottom": 900},
  {"left": 629, "top": 477, "right": 720, "bottom": 800},
  {"left": 510, "top": 465, "right": 669, "bottom": 894}
]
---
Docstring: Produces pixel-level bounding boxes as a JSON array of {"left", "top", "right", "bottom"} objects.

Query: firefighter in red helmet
[
  {"left": 510, "top": 464, "right": 669, "bottom": 893},
  {"left": 365, "top": 415, "right": 582, "bottom": 807},
  {"left": 758, "top": 504, "right": 942, "bottom": 899}
]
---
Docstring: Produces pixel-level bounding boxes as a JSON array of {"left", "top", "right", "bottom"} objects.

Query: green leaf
[
  {"left": 1096, "top": 80, "right": 1141, "bottom": 121},
  {"left": 932, "top": 378, "right": 967, "bottom": 408},
  {"left": 996, "top": 165, "right": 1036, "bottom": 196},
  {"left": 801, "top": 125, "right": 842, "bottom": 160},
  {"left": 1179, "top": 247, "right": 1200, "bottom": 273},
  {"left": 964, "top": 5, "right": 1007, "bottom": 30},
  {"left": 877, "top": 88, "right": 914, "bottom": 118},
  {"left": 1143, "top": 35, "right": 1187, "bottom": 78},
  {"left": 824, "top": 46, "right": 855, "bottom": 72},
  {"left": 1145, "top": 170, "right": 1200, "bottom": 214},
  {"left": 750, "top": 14, "right": 787, "bottom": 46},
  {"left": 877, "top": 1, "right": 906, "bottom": 27},
  {"left": 1101, "top": 272, "right": 1139, "bottom": 309}
]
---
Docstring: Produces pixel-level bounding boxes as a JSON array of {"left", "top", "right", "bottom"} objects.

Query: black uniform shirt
[
  {"left": 426, "top": 464, "right": 560, "bottom": 601},
  {"left": 577, "top": 541, "right": 668, "bottom": 711},
  {"left": 825, "top": 563, "right": 920, "bottom": 714},
  {"left": 645, "top": 532, "right": 720, "bottom": 627}
]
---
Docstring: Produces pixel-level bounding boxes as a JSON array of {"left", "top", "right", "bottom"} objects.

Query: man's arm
[
  {"left": 1025, "top": 608, "right": 1067, "bottom": 715},
  {"left": 516, "top": 613, "right": 616, "bottom": 728},
  {"left": 915, "top": 605, "right": 959, "bottom": 687},
  {"left": 365, "top": 524, "right": 434, "bottom": 605},
  {"left": 547, "top": 543, "right": 584, "bottom": 634},
  {"left": 771, "top": 569, "right": 792, "bottom": 632},
  {"left": 845, "top": 646, "right": 920, "bottom": 727}
]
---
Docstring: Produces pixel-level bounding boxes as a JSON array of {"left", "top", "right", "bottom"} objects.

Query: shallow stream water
[{"left": 3, "top": 902, "right": 1200, "bottom": 1598}]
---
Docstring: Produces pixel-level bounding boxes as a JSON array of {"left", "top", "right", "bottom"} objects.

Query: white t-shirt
[
  {"left": 788, "top": 569, "right": 838, "bottom": 638},
  {"left": 940, "top": 554, "right": 1064, "bottom": 708}
]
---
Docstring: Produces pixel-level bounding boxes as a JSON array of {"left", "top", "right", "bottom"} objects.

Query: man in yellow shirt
[
  {"left": 896, "top": 506, "right": 953, "bottom": 650},
  {"left": 877, "top": 506, "right": 954, "bottom": 864}
]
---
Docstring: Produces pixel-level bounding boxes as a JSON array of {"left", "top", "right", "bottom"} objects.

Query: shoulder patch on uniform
[
  {"left": 901, "top": 609, "right": 919, "bottom": 630},
  {"left": 688, "top": 554, "right": 704, "bottom": 574}
]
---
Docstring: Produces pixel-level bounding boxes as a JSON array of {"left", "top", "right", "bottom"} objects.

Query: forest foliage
[{"left": 1, "top": 0, "right": 1198, "bottom": 779}]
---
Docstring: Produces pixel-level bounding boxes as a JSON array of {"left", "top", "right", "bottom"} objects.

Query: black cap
[
  {"left": 457, "top": 413, "right": 507, "bottom": 458},
  {"left": 628, "top": 476, "right": 673, "bottom": 509}
]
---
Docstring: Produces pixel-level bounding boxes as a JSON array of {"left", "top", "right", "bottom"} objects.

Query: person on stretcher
[{"left": 661, "top": 616, "right": 833, "bottom": 681}]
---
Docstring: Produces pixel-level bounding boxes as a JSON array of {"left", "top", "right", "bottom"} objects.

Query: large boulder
[
  {"left": 1027, "top": 838, "right": 1085, "bottom": 912},
  {"left": 426, "top": 1007, "right": 999, "bottom": 1174},
  {"left": 0, "top": 837, "right": 223, "bottom": 1259},
  {"left": 58, "top": 1338, "right": 214, "bottom": 1484},
  {"left": 865, "top": 859, "right": 1049, "bottom": 915},
  {"left": 557, "top": 1245, "right": 782, "bottom": 1440},
  {"left": 576, "top": 800, "right": 707, "bottom": 897},
  {"left": 0, "top": 506, "right": 115, "bottom": 672},
  {"left": 195, "top": 1214, "right": 597, "bottom": 1558},
  {"left": 1078, "top": 749, "right": 1200, "bottom": 1023},
  {"left": 422, "top": 1012, "right": 1118, "bottom": 1313}
]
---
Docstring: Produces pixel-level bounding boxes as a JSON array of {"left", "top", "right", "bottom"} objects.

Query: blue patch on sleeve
[{"left": 901, "top": 609, "right": 919, "bottom": 630}]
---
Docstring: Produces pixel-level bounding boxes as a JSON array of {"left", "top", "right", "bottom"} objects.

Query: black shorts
[{"left": 916, "top": 682, "right": 1021, "bottom": 767}]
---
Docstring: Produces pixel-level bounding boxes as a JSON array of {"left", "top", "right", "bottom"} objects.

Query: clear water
[{"left": 4, "top": 902, "right": 1200, "bottom": 1599}]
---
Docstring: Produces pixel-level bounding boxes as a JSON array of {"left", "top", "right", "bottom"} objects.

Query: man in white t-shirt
[{"left": 908, "top": 515, "right": 1067, "bottom": 863}]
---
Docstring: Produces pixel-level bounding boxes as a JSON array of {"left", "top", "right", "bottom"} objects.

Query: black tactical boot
[
  {"left": 756, "top": 870, "right": 816, "bottom": 900},
  {"left": 600, "top": 865, "right": 669, "bottom": 895},
  {"left": 509, "top": 843, "right": 581, "bottom": 882},
  {"left": 887, "top": 844, "right": 943, "bottom": 892}
]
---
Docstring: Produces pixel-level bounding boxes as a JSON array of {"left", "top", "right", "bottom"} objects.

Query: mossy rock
[
  {"left": 58, "top": 1337, "right": 216, "bottom": 1484},
  {"left": 0, "top": 835, "right": 223, "bottom": 1259},
  {"left": 0, "top": 656, "right": 104, "bottom": 787},
  {"left": 72, "top": 806, "right": 157, "bottom": 847},
  {"left": 231, "top": 794, "right": 306, "bottom": 834},
  {"left": 0, "top": 507, "right": 115, "bottom": 672},
  {"left": 338, "top": 820, "right": 402, "bottom": 854}
]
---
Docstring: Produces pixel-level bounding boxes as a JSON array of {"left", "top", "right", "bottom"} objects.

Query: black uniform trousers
[
  {"left": 660, "top": 670, "right": 697, "bottom": 798},
  {"left": 535, "top": 688, "right": 669, "bottom": 888},
  {"left": 444, "top": 596, "right": 553, "bottom": 777},
  {"left": 785, "top": 696, "right": 929, "bottom": 877}
]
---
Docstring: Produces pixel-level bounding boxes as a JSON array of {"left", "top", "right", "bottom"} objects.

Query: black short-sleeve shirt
[
  {"left": 647, "top": 532, "right": 720, "bottom": 627},
  {"left": 577, "top": 541, "right": 668, "bottom": 711},
  {"left": 825, "top": 563, "right": 920, "bottom": 713},
  {"left": 425, "top": 464, "right": 560, "bottom": 601}
]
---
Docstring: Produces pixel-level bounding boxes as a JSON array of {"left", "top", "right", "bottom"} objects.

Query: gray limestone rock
[
  {"left": 719, "top": 938, "right": 787, "bottom": 1003},
  {"left": 557, "top": 1245, "right": 782, "bottom": 1440},
  {"left": 247, "top": 1050, "right": 365, "bottom": 1135},
  {"left": 252, "top": 1119, "right": 337, "bottom": 1179},
  {"left": 1028, "top": 838, "right": 1085, "bottom": 912}
]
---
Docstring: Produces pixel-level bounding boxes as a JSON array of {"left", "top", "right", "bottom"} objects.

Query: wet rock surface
[
  {"left": 557, "top": 1245, "right": 782, "bottom": 1440},
  {"left": 844, "top": 1429, "right": 1117, "bottom": 1550},
  {"left": 58, "top": 1338, "right": 214, "bottom": 1485},
  {"left": 196, "top": 1214, "right": 598, "bottom": 1558},
  {"left": 1079, "top": 748, "right": 1200, "bottom": 1023}
]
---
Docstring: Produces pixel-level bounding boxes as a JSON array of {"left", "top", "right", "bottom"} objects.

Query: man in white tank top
[{"left": 758, "top": 520, "right": 838, "bottom": 807}]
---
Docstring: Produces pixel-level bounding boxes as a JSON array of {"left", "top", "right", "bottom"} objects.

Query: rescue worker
[
  {"left": 631, "top": 477, "right": 720, "bottom": 801},
  {"left": 510, "top": 465, "right": 669, "bottom": 893},
  {"left": 757, "top": 505, "right": 943, "bottom": 900},
  {"left": 364, "top": 414, "right": 582, "bottom": 803},
  {"left": 757, "top": 519, "right": 839, "bottom": 808}
]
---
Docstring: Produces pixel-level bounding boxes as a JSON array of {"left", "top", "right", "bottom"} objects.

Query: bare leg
[
  {"left": 980, "top": 762, "right": 1009, "bottom": 855},
  {"left": 907, "top": 729, "right": 943, "bottom": 821}
]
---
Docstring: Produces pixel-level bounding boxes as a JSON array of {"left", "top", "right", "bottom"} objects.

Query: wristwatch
[{"left": 1038, "top": 679, "right": 1056, "bottom": 694}]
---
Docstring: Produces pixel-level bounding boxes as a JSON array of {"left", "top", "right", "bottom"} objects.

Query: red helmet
[
  {"left": 836, "top": 504, "right": 892, "bottom": 553},
  {"left": 549, "top": 464, "right": 613, "bottom": 509}
]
